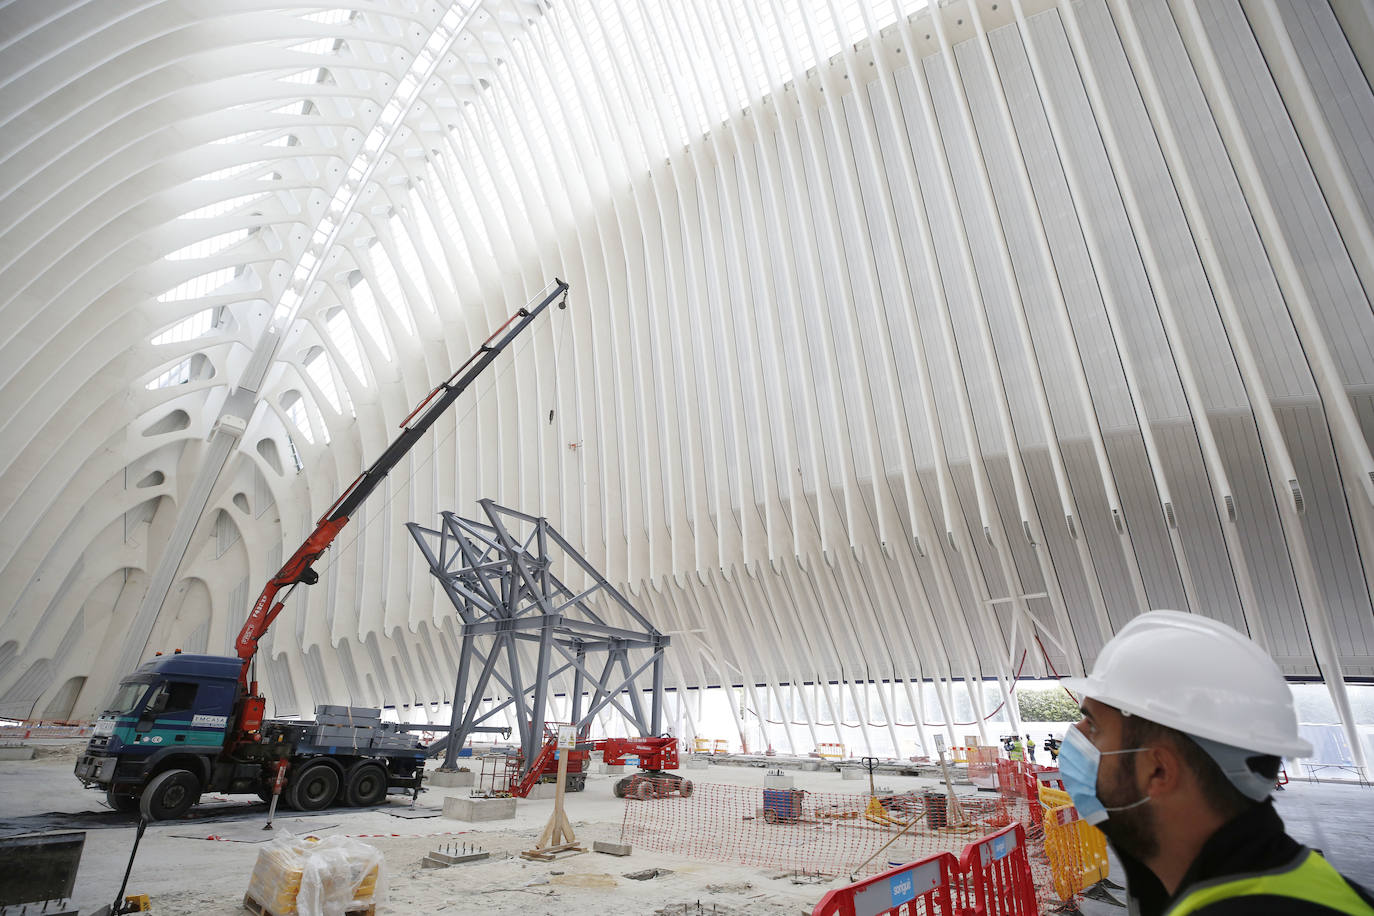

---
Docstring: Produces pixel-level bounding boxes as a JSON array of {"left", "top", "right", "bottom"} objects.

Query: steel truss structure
[{"left": 408, "top": 500, "right": 670, "bottom": 773}]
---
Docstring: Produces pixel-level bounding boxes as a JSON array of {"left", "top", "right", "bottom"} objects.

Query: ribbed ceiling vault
[{"left": 1, "top": 0, "right": 1372, "bottom": 760}]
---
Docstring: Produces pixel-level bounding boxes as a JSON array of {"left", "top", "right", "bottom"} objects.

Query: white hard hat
[{"left": 1062, "top": 610, "right": 1312, "bottom": 759}]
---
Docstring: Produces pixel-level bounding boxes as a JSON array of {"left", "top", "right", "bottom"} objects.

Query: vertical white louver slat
[{"left": 1115, "top": 0, "right": 1370, "bottom": 770}]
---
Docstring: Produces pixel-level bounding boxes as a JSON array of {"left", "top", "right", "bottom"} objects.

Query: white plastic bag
[
  {"left": 295, "top": 834, "right": 386, "bottom": 916},
  {"left": 248, "top": 829, "right": 386, "bottom": 916}
]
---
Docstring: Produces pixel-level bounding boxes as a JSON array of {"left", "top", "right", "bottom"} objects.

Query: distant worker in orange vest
[{"left": 1060, "top": 610, "right": 1373, "bottom": 915}]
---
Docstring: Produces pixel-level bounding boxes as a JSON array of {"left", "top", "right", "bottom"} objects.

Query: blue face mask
[{"left": 1058, "top": 725, "right": 1150, "bottom": 826}]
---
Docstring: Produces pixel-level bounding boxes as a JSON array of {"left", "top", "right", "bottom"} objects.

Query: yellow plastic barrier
[
  {"left": 1039, "top": 784, "right": 1111, "bottom": 903},
  {"left": 948, "top": 745, "right": 975, "bottom": 764},
  {"left": 816, "top": 742, "right": 846, "bottom": 759}
]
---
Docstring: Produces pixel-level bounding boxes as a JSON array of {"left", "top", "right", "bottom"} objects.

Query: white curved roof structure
[{"left": 3, "top": 0, "right": 1373, "bottom": 763}]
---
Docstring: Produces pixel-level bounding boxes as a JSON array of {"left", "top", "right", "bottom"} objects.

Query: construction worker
[
  {"left": 1060, "top": 610, "right": 1373, "bottom": 915},
  {"left": 1025, "top": 734, "right": 1037, "bottom": 764},
  {"left": 1009, "top": 735, "right": 1023, "bottom": 762}
]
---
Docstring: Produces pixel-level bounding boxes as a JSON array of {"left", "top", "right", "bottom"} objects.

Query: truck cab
[{"left": 75, "top": 654, "right": 239, "bottom": 814}]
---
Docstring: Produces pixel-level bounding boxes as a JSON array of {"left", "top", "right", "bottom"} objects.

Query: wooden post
[
  {"left": 524, "top": 725, "right": 584, "bottom": 860},
  {"left": 934, "top": 733, "right": 966, "bottom": 827}
]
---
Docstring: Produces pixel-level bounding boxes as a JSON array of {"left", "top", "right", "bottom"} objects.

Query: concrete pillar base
[{"left": 442, "top": 795, "right": 516, "bottom": 821}]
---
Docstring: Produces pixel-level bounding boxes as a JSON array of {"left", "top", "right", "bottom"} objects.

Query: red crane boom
[{"left": 232, "top": 281, "right": 569, "bottom": 738}]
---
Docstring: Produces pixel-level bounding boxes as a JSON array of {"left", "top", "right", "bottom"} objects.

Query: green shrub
[{"left": 1016, "top": 687, "right": 1083, "bottom": 722}]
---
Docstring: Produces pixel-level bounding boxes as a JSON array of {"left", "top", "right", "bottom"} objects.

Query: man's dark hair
[{"left": 1121, "top": 716, "right": 1279, "bottom": 819}]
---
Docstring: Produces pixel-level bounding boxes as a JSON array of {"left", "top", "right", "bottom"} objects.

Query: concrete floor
[{"left": 2, "top": 747, "right": 1370, "bottom": 914}]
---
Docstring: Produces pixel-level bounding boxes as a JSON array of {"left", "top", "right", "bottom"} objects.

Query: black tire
[
  {"left": 106, "top": 789, "right": 140, "bottom": 813},
  {"left": 634, "top": 779, "right": 653, "bottom": 800},
  {"left": 678, "top": 779, "right": 693, "bottom": 798},
  {"left": 286, "top": 763, "right": 340, "bottom": 812},
  {"left": 567, "top": 773, "right": 586, "bottom": 792},
  {"left": 140, "top": 769, "right": 200, "bottom": 821},
  {"left": 344, "top": 763, "right": 389, "bottom": 807}
]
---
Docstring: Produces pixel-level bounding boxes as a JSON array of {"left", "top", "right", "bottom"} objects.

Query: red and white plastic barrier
[
  {"left": 959, "top": 825, "right": 1039, "bottom": 916},
  {"left": 812, "top": 824, "right": 1036, "bottom": 916}
]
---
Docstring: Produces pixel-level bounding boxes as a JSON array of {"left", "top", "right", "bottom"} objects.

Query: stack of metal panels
[{"left": 313, "top": 705, "right": 382, "bottom": 727}]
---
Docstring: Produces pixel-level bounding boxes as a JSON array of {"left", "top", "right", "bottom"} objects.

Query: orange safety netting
[{"left": 619, "top": 781, "right": 1036, "bottom": 879}]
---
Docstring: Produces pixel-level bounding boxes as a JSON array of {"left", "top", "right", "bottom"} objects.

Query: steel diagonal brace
[
  {"left": 541, "top": 524, "right": 663, "bottom": 635},
  {"left": 559, "top": 642, "right": 663, "bottom": 733},
  {"left": 556, "top": 643, "right": 644, "bottom": 730}
]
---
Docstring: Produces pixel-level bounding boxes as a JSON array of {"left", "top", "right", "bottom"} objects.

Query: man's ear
[{"left": 1142, "top": 740, "right": 1185, "bottom": 796}]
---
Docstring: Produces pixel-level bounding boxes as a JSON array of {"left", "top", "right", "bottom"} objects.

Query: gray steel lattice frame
[{"left": 407, "top": 499, "right": 671, "bottom": 773}]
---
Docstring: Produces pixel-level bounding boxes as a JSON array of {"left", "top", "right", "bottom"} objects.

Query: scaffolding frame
[{"left": 408, "top": 499, "right": 670, "bottom": 774}]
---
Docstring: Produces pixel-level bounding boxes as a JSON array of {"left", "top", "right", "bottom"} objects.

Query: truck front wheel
[
  {"left": 140, "top": 769, "right": 200, "bottom": 821},
  {"left": 287, "top": 763, "right": 340, "bottom": 812},
  {"left": 344, "top": 763, "right": 388, "bottom": 807}
]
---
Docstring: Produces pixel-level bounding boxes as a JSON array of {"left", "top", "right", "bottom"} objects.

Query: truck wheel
[
  {"left": 106, "top": 789, "right": 140, "bottom": 813},
  {"left": 140, "top": 769, "right": 200, "bottom": 821},
  {"left": 567, "top": 773, "right": 586, "bottom": 792},
  {"left": 344, "top": 763, "right": 388, "bottom": 807},
  {"left": 678, "top": 779, "right": 693, "bottom": 798},
  {"left": 286, "top": 763, "right": 340, "bottom": 812}
]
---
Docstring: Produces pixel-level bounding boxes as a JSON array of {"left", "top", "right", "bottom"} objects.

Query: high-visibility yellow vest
[{"left": 1166, "top": 850, "right": 1374, "bottom": 916}]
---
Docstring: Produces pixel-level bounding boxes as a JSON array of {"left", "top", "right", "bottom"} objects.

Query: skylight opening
[
  {"left": 157, "top": 266, "right": 238, "bottom": 302},
  {"left": 195, "top": 160, "right": 269, "bottom": 181},
  {"left": 348, "top": 275, "right": 392, "bottom": 362},
  {"left": 151, "top": 308, "right": 219, "bottom": 345},
  {"left": 212, "top": 130, "right": 269, "bottom": 146},
  {"left": 433, "top": 145, "right": 487, "bottom": 255},
  {"left": 502, "top": 53, "right": 558, "bottom": 173},
  {"left": 179, "top": 193, "right": 268, "bottom": 220},
  {"left": 368, "top": 244, "right": 417, "bottom": 336},
  {"left": 269, "top": 100, "right": 315, "bottom": 116},
  {"left": 298, "top": 9, "right": 353, "bottom": 26},
  {"left": 166, "top": 229, "right": 250, "bottom": 261},
  {"left": 279, "top": 67, "right": 329, "bottom": 85},
  {"left": 325, "top": 307, "right": 369, "bottom": 387},
  {"left": 422, "top": 166, "right": 477, "bottom": 281},
  {"left": 287, "top": 37, "right": 338, "bottom": 55},
  {"left": 282, "top": 391, "right": 316, "bottom": 445},
  {"left": 146, "top": 358, "right": 192, "bottom": 390},
  {"left": 389, "top": 217, "right": 437, "bottom": 314},
  {"left": 304, "top": 347, "right": 348, "bottom": 427}
]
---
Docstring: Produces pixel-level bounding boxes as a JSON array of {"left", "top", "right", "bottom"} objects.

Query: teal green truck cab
[{"left": 75, "top": 653, "right": 425, "bottom": 820}]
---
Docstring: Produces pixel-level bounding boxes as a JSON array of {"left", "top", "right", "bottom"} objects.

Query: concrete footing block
[
  {"left": 593, "top": 840, "right": 632, "bottom": 857},
  {"left": 428, "top": 769, "right": 475, "bottom": 788},
  {"left": 526, "top": 783, "right": 557, "bottom": 800},
  {"left": 0, "top": 746, "right": 36, "bottom": 761},
  {"left": 442, "top": 795, "right": 516, "bottom": 822},
  {"left": 840, "top": 767, "right": 864, "bottom": 780},
  {"left": 801, "top": 760, "right": 820, "bottom": 771},
  {"left": 764, "top": 774, "right": 794, "bottom": 789},
  {"left": 428, "top": 851, "right": 491, "bottom": 866}
]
